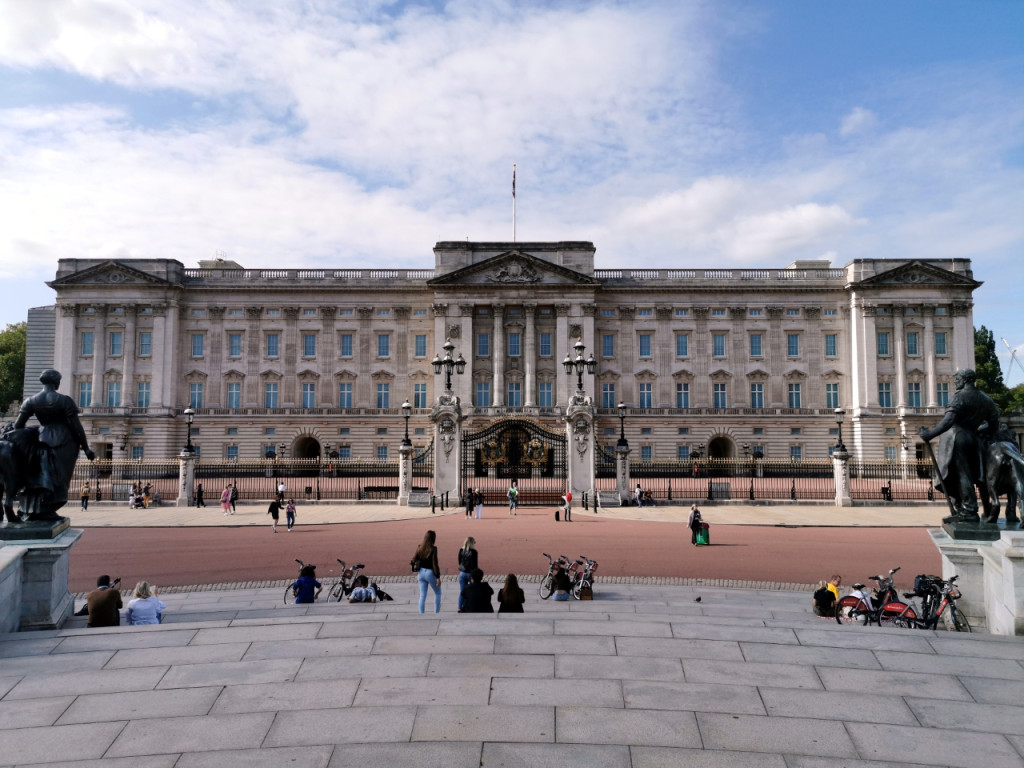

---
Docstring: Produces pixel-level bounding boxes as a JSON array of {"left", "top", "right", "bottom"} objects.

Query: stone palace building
[{"left": 29, "top": 241, "right": 981, "bottom": 465}]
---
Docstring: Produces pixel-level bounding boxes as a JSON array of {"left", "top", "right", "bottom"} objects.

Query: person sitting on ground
[
  {"left": 552, "top": 563, "right": 572, "bottom": 601},
  {"left": 459, "top": 568, "right": 494, "bottom": 613},
  {"left": 82, "top": 574, "right": 123, "bottom": 627},
  {"left": 497, "top": 573, "right": 525, "bottom": 614},
  {"left": 812, "top": 580, "right": 836, "bottom": 617},
  {"left": 348, "top": 575, "right": 377, "bottom": 603},
  {"left": 826, "top": 574, "right": 841, "bottom": 602},
  {"left": 126, "top": 581, "right": 166, "bottom": 625},
  {"left": 291, "top": 564, "right": 322, "bottom": 604}
]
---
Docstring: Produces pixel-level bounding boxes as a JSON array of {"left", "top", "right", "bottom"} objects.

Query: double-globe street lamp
[
  {"left": 401, "top": 400, "right": 412, "bottom": 448},
  {"left": 834, "top": 408, "right": 847, "bottom": 453},
  {"left": 182, "top": 407, "right": 196, "bottom": 454},
  {"left": 432, "top": 338, "right": 467, "bottom": 393},
  {"left": 616, "top": 402, "right": 628, "bottom": 448},
  {"left": 563, "top": 339, "right": 597, "bottom": 393}
]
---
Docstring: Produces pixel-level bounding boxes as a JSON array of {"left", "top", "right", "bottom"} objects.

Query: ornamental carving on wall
[
  {"left": 487, "top": 258, "right": 541, "bottom": 283},
  {"left": 439, "top": 417, "right": 457, "bottom": 459},
  {"left": 447, "top": 324, "right": 461, "bottom": 339},
  {"left": 573, "top": 417, "right": 591, "bottom": 458}
]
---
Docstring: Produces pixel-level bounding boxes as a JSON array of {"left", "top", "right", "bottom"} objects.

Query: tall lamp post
[
  {"left": 563, "top": 339, "right": 597, "bottom": 393},
  {"left": 401, "top": 400, "right": 412, "bottom": 447},
  {"left": 834, "top": 408, "right": 847, "bottom": 453},
  {"left": 616, "top": 402, "right": 628, "bottom": 448},
  {"left": 183, "top": 408, "right": 195, "bottom": 454},
  {"left": 743, "top": 442, "right": 753, "bottom": 500},
  {"left": 432, "top": 338, "right": 466, "bottom": 393}
]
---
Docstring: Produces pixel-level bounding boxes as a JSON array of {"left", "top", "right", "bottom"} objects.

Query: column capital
[
  {"left": 523, "top": 302, "right": 538, "bottom": 315},
  {"left": 891, "top": 304, "right": 907, "bottom": 317},
  {"left": 458, "top": 303, "right": 474, "bottom": 315},
  {"left": 357, "top": 306, "right": 374, "bottom": 319},
  {"left": 245, "top": 306, "right": 263, "bottom": 320},
  {"left": 805, "top": 306, "right": 821, "bottom": 320},
  {"left": 208, "top": 306, "right": 226, "bottom": 319},
  {"left": 283, "top": 307, "right": 301, "bottom": 319},
  {"left": 656, "top": 306, "right": 673, "bottom": 320},
  {"left": 693, "top": 306, "right": 710, "bottom": 320},
  {"left": 555, "top": 303, "right": 571, "bottom": 317},
  {"left": 394, "top": 306, "right": 411, "bottom": 319},
  {"left": 582, "top": 303, "right": 598, "bottom": 317},
  {"left": 617, "top": 306, "right": 636, "bottom": 319},
  {"left": 950, "top": 301, "right": 972, "bottom": 317},
  {"left": 319, "top": 306, "right": 337, "bottom": 318},
  {"left": 766, "top": 306, "right": 784, "bottom": 319},
  {"left": 728, "top": 307, "right": 746, "bottom": 320},
  {"left": 432, "top": 302, "right": 449, "bottom": 316}
]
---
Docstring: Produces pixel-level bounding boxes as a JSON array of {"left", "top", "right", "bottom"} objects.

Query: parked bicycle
[
  {"left": 324, "top": 560, "right": 366, "bottom": 603},
  {"left": 572, "top": 555, "right": 599, "bottom": 600},
  {"left": 834, "top": 567, "right": 915, "bottom": 626},
  {"left": 539, "top": 553, "right": 570, "bottom": 599},
  {"left": 893, "top": 574, "right": 971, "bottom": 632}
]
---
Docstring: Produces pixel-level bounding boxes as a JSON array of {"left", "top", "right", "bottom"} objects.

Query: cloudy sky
[{"left": 1, "top": 0, "right": 1022, "bottom": 382}]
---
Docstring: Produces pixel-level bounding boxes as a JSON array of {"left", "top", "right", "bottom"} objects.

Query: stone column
[
  {"left": 90, "top": 305, "right": 107, "bottom": 407},
  {"left": 320, "top": 307, "right": 337, "bottom": 407},
  {"left": 398, "top": 442, "right": 414, "bottom": 505},
  {"left": 357, "top": 306, "right": 374, "bottom": 407},
  {"left": 832, "top": 448, "right": 852, "bottom": 506},
  {"left": 456, "top": 304, "right": 474, "bottom": 407},
  {"left": 766, "top": 306, "right": 784, "bottom": 405},
  {"left": 555, "top": 304, "right": 571, "bottom": 406},
  {"left": 206, "top": 307, "right": 224, "bottom": 408},
  {"left": 616, "top": 444, "right": 631, "bottom": 503},
  {"left": 951, "top": 301, "right": 973, "bottom": 373},
  {"left": 176, "top": 449, "right": 196, "bottom": 507},
  {"left": 728, "top": 307, "right": 746, "bottom": 408},
  {"left": 395, "top": 307, "right": 411, "bottom": 391},
  {"left": 55, "top": 304, "right": 77, "bottom": 381},
  {"left": 121, "top": 306, "right": 137, "bottom": 406},
  {"left": 805, "top": 307, "right": 823, "bottom": 405},
  {"left": 923, "top": 305, "right": 937, "bottom": 406},
  {"left": 566, "top": 398, "right": 596, "bottom": 501},
  {"left": 582, "top": 303, "right": 597, "bottom": 404},
  {"left": 849, "top": 300, "right": 879, "bottom": 411},
  {"left": 283, "top": 307, "right": 300, "bottom": 406},
  {"left": 245, "top": 306, "right": 262, "bottom": 406},
  {"left": 893, "top": 305, "right": 907, "bottom": 407},
  {"left": 524, "top": 303, "right": 537, "bottom": 406},
  {"left": 492, "top": 304, "right": 505, "bottom": 406}
]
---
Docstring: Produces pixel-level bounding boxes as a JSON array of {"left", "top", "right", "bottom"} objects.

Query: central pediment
[
  {"left": 853, "top": 260, "right": 981, "bottom": 289},
  {"left": 427, "top": 250, "right": 600, "bottom": 287}
]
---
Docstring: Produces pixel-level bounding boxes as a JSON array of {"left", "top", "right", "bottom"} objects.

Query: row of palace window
[
  {"left": 878, "top": 381, "right": 950, "bottom": 408},
  {"left": 877, "top": 330, "right": 947, "bottom": 356}
]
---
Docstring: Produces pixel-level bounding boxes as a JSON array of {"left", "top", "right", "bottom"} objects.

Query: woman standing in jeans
[
  {"left": 457, "top": 537, "right": 478, "bottom": 612},
  {"left": 414, "top": 529, "right": 442, "bottom": 613}
]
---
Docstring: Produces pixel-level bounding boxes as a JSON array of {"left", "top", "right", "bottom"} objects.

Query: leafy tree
[
  {"left": 0, "top": 322, "right": 27, "bottom": 411},
  {"left": 975, "top": 326, "right": 1009, "bottom": 411},
  {"left": 1006, "top": 384, "right": 1024, "bottom": 415}
]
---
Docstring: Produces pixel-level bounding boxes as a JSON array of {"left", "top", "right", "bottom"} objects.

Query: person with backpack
[
  {"left": 457, "top": 536, "right": 478, "bottom": 612},
  {"left": 507, "top": 482, "right": 518, "bottom": 516},
  {"left": 688, "top": 504, "right": 703, "bottom": 545},
  {"left": 229, "top": 484, "right": 239, "bottom": 513}
]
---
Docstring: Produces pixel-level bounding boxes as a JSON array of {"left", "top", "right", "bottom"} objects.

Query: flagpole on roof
[{"left": 512, "top": 163, "right": 517, "bottom": 242}]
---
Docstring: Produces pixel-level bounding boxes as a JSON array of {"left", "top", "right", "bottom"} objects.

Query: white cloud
[{"left": 839, "top": 106, "right": 877, "bottom": 138}]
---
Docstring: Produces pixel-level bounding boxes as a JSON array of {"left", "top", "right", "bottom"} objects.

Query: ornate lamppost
[
  {"left": 834, "top": 408, "right": 846, "bottom": 453},
  {"left": 562, "top": 339, "right": 597, "bottom": 393},
  {"left": 431, "top": 338, "right": 466, "bottom": 393},
  {"left": 617, "top": 402, "right": 628, "bottom": 448},
  {"left": 183, "top": 408, "right": 195, "bottom": 454},
  {"left": 401, "top": 399, "right": 412, "bottom": 448}
]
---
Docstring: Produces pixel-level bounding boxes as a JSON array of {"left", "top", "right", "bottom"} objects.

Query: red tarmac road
[{"left": 68, "top": 508, "right": 941, "bottom": 593}]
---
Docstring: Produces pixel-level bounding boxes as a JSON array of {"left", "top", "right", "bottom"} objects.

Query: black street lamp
[
  {"left": 432, "top": 338, "right": 466, "bottom": 393},
  {"left": 834, "top": 408, "right": 846, "bottom": 452},
  {"left": 183, "top": 408, "right": 195, "bottom": 454},
  {"left": 562, "top": 339, "right": 597, "bottom": 393},
  {"left": 401, "top": 399, "right": 412, "bottom": 447},
  {"left": 616, "top": 402, "right": 628, "bottom": 448}
]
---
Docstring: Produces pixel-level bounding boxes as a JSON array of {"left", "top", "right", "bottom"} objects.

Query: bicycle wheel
[
  {"left": 327, "top": 582, "right": 344, "bottom": 603},
  {"left": 284, "top": 586, "right": 294, "bottom": 605},
  {"left": 539, "top": 575, "right": 553, "bottom": 599},
  {"left": 950, "top": 607, "right": 972, "bottom": 632},
  {"left": 572, "top": 578, "right": 582, "bottom": 600},
  {"left": 835, "top": 595, "right": 867, "bottom": 625},
  {"left": 889, "top": 605, "right": 918, "bottom": 629},
  {"left": 878, "top": 601, "right": 914, "bottom": 628}
]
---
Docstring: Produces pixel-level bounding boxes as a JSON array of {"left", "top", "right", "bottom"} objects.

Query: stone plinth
[
  {"left": 5, "top": 528, "right": 83, "bottom": 631},
  {"left": 0, "top": 545, "right": 26, "bottom": 633},
  {"left": 980, "top": 531, "right": 1024, "bottom": 636},
  {"left": 929, "top": 528, "right": 986, "bottom": 629}
]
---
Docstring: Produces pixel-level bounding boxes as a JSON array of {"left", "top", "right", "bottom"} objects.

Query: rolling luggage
[{"left": 696, "top": 521, "right": 710, "bottom": 546}]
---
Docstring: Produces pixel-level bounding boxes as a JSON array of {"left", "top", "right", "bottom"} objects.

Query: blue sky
[{"left": 1, "top": 0, "right": 1022, "bottom": 383}]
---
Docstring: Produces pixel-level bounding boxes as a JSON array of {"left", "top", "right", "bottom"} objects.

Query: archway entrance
[
  {"left": 707, "top": 436, "right": 735, "bottom": 459},
  {"left": 292, "top": 435, "right": 322, "bottom": 460}
]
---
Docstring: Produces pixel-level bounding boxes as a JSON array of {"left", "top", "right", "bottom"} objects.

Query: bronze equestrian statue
[
  {"left": 0, "top": 369, "right": 95, "bottom": 523},
  {"left": 918, "top": 369, "right": 1000, "bottom": 525}
]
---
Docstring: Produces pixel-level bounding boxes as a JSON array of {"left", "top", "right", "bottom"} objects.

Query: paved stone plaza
[{"left": 2, "top": 579, "right": 1024, "bottom": 767}]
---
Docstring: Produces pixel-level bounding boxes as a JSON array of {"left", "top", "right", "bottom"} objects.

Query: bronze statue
[
  {"left": 0, "top": 369, "right": 95, "bottom": 523},
  {"left": 918, "top": 369, "right": 1000, "bottom": 524},
  {"left": 983, "top": 429, "right": 1024, "bottom": 527}
]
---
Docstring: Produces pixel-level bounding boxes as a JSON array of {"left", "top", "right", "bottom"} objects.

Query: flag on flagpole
[{"left": 512, "top": 164, "right": 516, "bottom": 198}]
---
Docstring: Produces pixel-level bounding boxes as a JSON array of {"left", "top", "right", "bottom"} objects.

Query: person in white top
[
  {"left": 126, "top": 581, "right": 167, "bottom": 625},
  {"left": 348, "top": 575, "right": 377, "bottom": 603}
]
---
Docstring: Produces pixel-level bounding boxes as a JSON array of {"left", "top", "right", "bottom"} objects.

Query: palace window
[
  {"left": 303, "top": 334, "right": 316, "bottom": 357},
  {"left": 539, "top": 333, "right": 552, "bottom": 357},
  {"left": 676, "top": 333, "right": 688, "bottom": 357},
  {"left": 266, "top": 334, "right": 279, "bottom": 357},
  {"left": 877, "top": 332, "right": 890, "bottom": 356},
  {"left": 826, "top": 382, "right": 839, "bottom": 409},
  {"left": 825, "top": 333, "right": 837, "bottom": 357},
  {"left": 110, "top": 331, "right": 123, "bottom": 357},
  {"left": 713, "top": 382, "right": 727, "bottom": 408},
  {"left": 377, "top": 334, "right": 390, "bottom": 357},
  {"left": 907, "top": 332, "right": 919, "bottom": 356},
  {"left": 937, "top": 382, "right": 949, "bottom": 407},
  {"left": 750, "top": 383, "right": 764, "bottom": 409},
  {"left": 227, "top": 382, "right": 240, "bottom": 409},
  {"left": 507, "top": 382, "right": 522, "bottom": 407},
  {"left": 907, "top": 382, "right": 922, "bottom": 407},
  {"left": 339, "top": 334, "right": 353, "bottom": 357},
  {"left": 414, "top": 383, "right": 427, "bottom": 408},
  {"left": 935, "top": 332, "right": 947, "bottom": 355},
  {"left": 228, "top": 333, "right": 242, "bottom": 356},
  {"left": 787, "top": 334, "right": 800, "bottom": 357},
  {"left": 878, "top": 382, "right": 892, "bottom": 408},
  {"left": 190, "top": 382, "right": 204, "bottom": 409},
  {"left": 712, "top": 333, "right": 726, "bottom": 357},
  {"left": 475, "top": 381, "right": 490, "bottom": 406},
  {"left": 539, "top": 381, "right": 552, "bottom": 407},
  {"left": 508, "top": 332, "right": 521, "bottom": 357},
  {"left": 78, "top": 382, "right": 92, "bottom": 407},
  {"left": 477, "top": 333, "right": 489, "bottom": 356},
  {"left": 788, "top": 383, "right": 802, "bottom": 408},
  {"left": 302, "top": 382, "right": 316, "bottom": 408},
  {"left": 602, "top": 334, "right": 614, "bottom": 357},
  {"left": 676, "top": 382, "right": 690, "bottom": 409},
  {"left": 136, "top": 381, "right": 150, "bottom": 408},
  {"left": 639, "top": 382, "right": 652, "bottom": 408},
  {"left": 106, "top": 381, "right": 121, "bottom": 407},
  {"left": 414, "top": 334, "right": 427, "bottom": 357},
  {"left": 638, "top": 334, "right": 652, "bottom": 358},
  {"left": 138, "top": 332, "right": 152, "bottom": 356},
  {"left": 602, "top": 383, "right": 616, "bottom": 409},
  {"left": 264, "top": 383, "right": 278, "bottom": 409},
  {"left": 749, "top": 334, "right": 762, "bottom": 357},
  {"left": 338, "top": 382, "right": 352, "bottom": 408},
  {"left": 190, "top": 333, "right": 203, "bottom": 357},
  {"left": 376, "top": 383, "right": 390, "bottom": 408},
  {"left": 80, "top": 332, "right": 93, "bottom": 356}
]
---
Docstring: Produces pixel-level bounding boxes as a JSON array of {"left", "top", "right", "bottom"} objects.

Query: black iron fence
[
  {"left": 70, "top": 459, "right": 179, "bottom": 503},
  {"left": 849, "top": 460, "right": 939, "bottom": 502},
  {"left": 628, "top": 458, "right": 835, "bottom": 501}
]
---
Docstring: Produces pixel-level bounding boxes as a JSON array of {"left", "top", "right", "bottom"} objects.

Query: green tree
[
  {"left": 1006, "top": 383, "right": 1024, "bottom": 415},
  {"left": 975, "top": 325, "right": 1009, "bottom": 411},
  {"left": 0, "top": 321, "right": 27, "bottom": 411}
]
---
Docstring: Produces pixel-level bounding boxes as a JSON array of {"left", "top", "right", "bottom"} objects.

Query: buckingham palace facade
[{"left": 36, "top": 241, "right": 980, "bottom": 464}]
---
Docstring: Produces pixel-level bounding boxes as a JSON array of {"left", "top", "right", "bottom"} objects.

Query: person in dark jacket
[
  {"left": 497, "top": 573, "right": 525, "bottom": 613},
  {"left": 460, "top": 568, "right": 494, "bottom": 613},
  {"left": 457, "top": 537, "right": 478, "bottom": 612},
  {"left": 85, "top": 575, "right": 122, "bottom": 627}
]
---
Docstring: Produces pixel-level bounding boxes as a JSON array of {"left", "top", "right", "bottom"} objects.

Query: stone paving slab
[
  {"left": 105, "top": 641, "right": 249, "bottom": 669},
  {"left": 327, "top": 742, "right": 481, "bottom": 768},
  {"left": 264, "top": 706, "right": 417, "bottom": 747},
  {"left": 631, "top": 746, "right": 789, "bottom": 768},
  {"left": 242, "top": 636, "right": 374, "bottom": 661},
  {"left": 490, "top": 677, "right": 624, "bottom": 708},
  {"left": 411, "top": 704, "right": 554, "bottom": 743},
  {"left": 156, "top": 658, "right": 301, "bottom": 688},
  {"left": 759, "top": 687, "right": 919, "bottom": 725},
  {"left": 682, "top": 658, "right": 823, "bottom": 689},
  {"left": 698, "top": 712, "right": 858, "bottom": 757},
  {"left": 56, "top": 687, "right": 221, "bottom": 724},
  {"left": 5, "top": 666, "right": 167, "bottom": 700},
  {"left": 738, "top": 641, "right": 881, "bottom": 669},
  {"left": 177, "top": 746, "right": 334, "bottom": 768},
  {"left": 557, "top": 706, "right": 701, "bottom": 748},
  {"left": 495, "top": 633, "right": 617, "bottom": 656},
  {"left": 960, "top": 675, "right": 1024, "bottom": 706},
  {"left": 818, "top": 666, "right": 974, "bottom": 701},
  {"left": 906, "top": 696, "right": 1024, "bottom": 736},
  {"left": 876, "top": 649, "right": 1024, "bottom": 679},
  {"left": 106, "top": 712, "right": 275, "bottom": 757},
  {"left": 622, "top": 680, "right": 766, "bottom": 715},
  {"left": 846, "top": 722, "right": 1024, "bottom": 768},
  {"left": 210, "top": 678, "right": 358, "bottom": 715},
  {"left": 353, "top": 675, "right": 491, "bottom": 707},
  {"left": 0, "top": 695, "right": 76, "bottom": 729},
  {"left": 0, "top": 721, "right": 127, "bottom": 764},
  {"left": 23, "top": 756, "right": 180, "bottom": 768}
]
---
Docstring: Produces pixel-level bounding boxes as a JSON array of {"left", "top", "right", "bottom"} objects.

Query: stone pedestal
[
  {"left": 616, "top": 445, "right": 631, "bottom": 504},
  {"left": 176, "top": 450, "right": 196, "bottom": 507},
  {"left": 565, "top": 393, "right": 595, "bottom": 501},
  {"left": 3, "top": 528, "right": 84, "bottom": 631},
  {"left": 929, "top": 528, "right": 986, "bottom": 629},
  {"left": 431, "top": 393, "right": 464, "bottom": 502},
  {"left": 832, "top": 450, "right": 852, "bottom": 507},
  {"left": 398, "top": 443, "right": 413, "bottom": 506},
  {"left": 980, "top": 531, "right": 1024, "bottom": 636}
]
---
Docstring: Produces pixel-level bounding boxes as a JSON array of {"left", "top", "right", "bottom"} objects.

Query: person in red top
[{"left": 562, "top": 489, "right": 573, "bottom": 522}]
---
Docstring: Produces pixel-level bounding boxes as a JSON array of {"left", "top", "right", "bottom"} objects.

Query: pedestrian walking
[
  {"left": 688, "top": 504, "right": 703, "bottom": 546},
  {"left": 474, "top": 488, "right": 484, "bottom": 519},
  {"left": 277, "top": 481, "right": 287, "bottom": 504},
  {"left": 267, "top": 499, "right": 281, "bottom": 532},
  {"left": 562, "top": 489, "right": 572, "bottom": 522},
  {"left": 465, "top": 489, "right": 473, "bottom": 518},
  {"left": 286, "top": 498, "right": 296, "bottom": 531},
  {"left": 195, "top": 483, "right": 205, "bottom": 507},
  {"left": 634, "top": 483, "right": 643, "bottom": 507},
  {"left": 80, "top": 482, "right": 90, "bottom": 510},
  {"left": 507, "top": 481, "right": 518, "bottom": 516},
  {"left": 229, "top": 484, "right": 238, "bottom": 513},
  {"left": 220, "top": 485, "right": 232, "bottom": 515}
]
